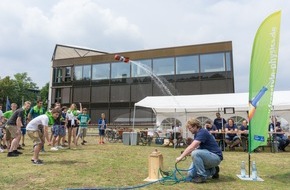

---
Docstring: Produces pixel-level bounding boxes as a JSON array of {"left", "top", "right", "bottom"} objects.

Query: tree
[
  {"left": 40, "top": 82, "right": 49, "bottom": 108},
  {"left": 0, "top": 73, "right": 41, "bottom": 107}
]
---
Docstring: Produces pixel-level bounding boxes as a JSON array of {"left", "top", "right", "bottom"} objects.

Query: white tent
[{"left": 134, "top": 91, "right": 290, "bottom": 137}]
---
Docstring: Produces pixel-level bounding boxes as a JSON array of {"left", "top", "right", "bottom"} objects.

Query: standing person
[
  {"left": 98, "top": 113, "right": 107, "bottom": 144},
  {"left": 26, "top": 108, "right": 59, "bottom": 164},
  {"left": 176, "top": 118, "right": 223, "bottom": 183},
  {"left": 27, "top": 100, "right": 46, "bottom": 121},
  {"left": 28, "top": 100, "right": 48, "bottom": 151},
  {"left": 76, "top": 108, "right": 91, "bottom": 146},
  {"left": 213, "top": 112, "right": 227, "bottom": 150},
  {"left": 2, "top": 103, "right": 18, "bottom": 149},
  {"left": 50, "top": 103, "right": 63, "bottom": 151},
  {"left": 225, "top": 118, "right": 240, "bottom": 151},
  {"left": 66, "top": 103, "right": 82, "bottom": 149},
  {"left": 5, "top": 101, "right": 31, "bottom": 157},
  {"left": 0, "top": 105, "right": 3, "bottom": 126},
  {"left": 239, "top": 120, "right": 249, "bottom": 152},
  {"left": 59, "top": 106, "right": 68, "bottom": 147}
]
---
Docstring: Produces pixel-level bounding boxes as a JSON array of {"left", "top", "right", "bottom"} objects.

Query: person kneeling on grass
[
  {"left": 176, "top": 118, "right": 223, "bottom": 183},
  {"left": 26, "top": 108, "right": 59, "bottom": 165}
]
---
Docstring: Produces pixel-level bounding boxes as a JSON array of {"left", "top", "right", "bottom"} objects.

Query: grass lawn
[{"left": 0, "top": 136, "right": 289, "bottom": 190}]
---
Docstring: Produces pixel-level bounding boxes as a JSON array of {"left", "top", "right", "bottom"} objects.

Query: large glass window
[
  {"left": 65, "top": 67, "right": 71, "bottom": 82},
  {"left": 225, "top": 52, "right": 232, "bottom": 71},
  {"left": 74, "top": 66, "right": 82, "bottom": 80},
  {"left": 153, "top": 57, "right": 174, "bottom": 76},
  {"left": 111, "top": 62, "right": 130, "bottom": 79},
  {"left": 92, "top": 63, "right": 110, "bottom": 80},
  {"left": 74, "top": 65, "right": 91, "bottom": 80},
  {"left": 132, "top": 59, "right": 152, "bottom": 77},
  {"left": 200, "top": 53, "right": 225, "bottom": 73},
  {"left": 53, "top": 68, "right": 62, "bottom": 83},
  {"left": 176, "top": 55, "right": 199, "bottom": 74},
  {"left": 83, "top": 65, "right": 91, "bottom": 80}
]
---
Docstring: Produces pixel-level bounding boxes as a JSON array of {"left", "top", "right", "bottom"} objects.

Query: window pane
[
  {"left": 153, "top": 57, "right": 174, "bottom": 76},
  {"left": 200, "top": 53, "right": 225, "bottom": 73},
  {"left": 226, "top": 52, "right": 231, "bottom": 71},
  {"left": 132, "top": 59, "right": 152, "bottom": 77},
  {"left": 53, "top": 68, "right": 62, "bottom": 83},
  {"left": 83, "top": 65, "right": 91, "bottom": 80},
  {"left": 111, "top": 62, "right": 130, "bottom": 79},
  {"left": 74, "top": 66, "right": 82, "bottom": 80},
  {"left": 176, "top": 55, "right": 199, "bottom": 74},
  {"left": 65, "top": 67, "right": 71, "bottom": 82},
  {"left": 92, "top": 63, "right": 110, "bottom": 80}
]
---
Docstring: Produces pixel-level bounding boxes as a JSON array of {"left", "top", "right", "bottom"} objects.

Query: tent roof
[{"left": 135, "top": 91, "right": 290, "bottom": 113}]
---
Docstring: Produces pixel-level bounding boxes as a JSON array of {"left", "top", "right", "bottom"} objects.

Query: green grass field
[{"left": 0, "top": 136, "right": 289, "bottom": 190}]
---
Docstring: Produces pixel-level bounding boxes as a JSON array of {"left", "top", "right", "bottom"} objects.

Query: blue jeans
[{"left": 188, "top": 149, "right": 221, "bottom": 179}]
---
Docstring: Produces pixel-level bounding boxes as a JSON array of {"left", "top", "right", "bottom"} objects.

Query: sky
[{"left": 0, "top": 0, "right": 289, "bottom": 93}]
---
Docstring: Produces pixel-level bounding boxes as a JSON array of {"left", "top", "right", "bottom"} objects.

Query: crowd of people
[
  {"left": 0, "top": 101, "right": 107, "bottom": 165},
  {"left": 205, "top": 112, "right": 289, "bottom": 152}
]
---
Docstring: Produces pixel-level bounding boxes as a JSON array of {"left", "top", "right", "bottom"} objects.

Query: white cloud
[{"left": 0, "top": 0, "right": 289, "bottom": 93}]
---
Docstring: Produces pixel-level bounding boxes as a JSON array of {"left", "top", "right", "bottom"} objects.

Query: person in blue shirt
[
  {"left": 239, "top": 120, "right": 249, "bottom": 152},
  {"left": 225, "top": 118, "right": 240, "bottom": 151},
  {"left": 213, "top": 113, "right": 227, "bottom": 150},
  {"left": 204, "top": 120, "right": 218, "bottom": 139},
  {"left": 274, "top": 121, "right": 290, "bottom": 152},
  {"left": 98, "top": 113, "right": 107, "bottom": 144},
  {"left": 76, "top": 108, "right": 91, "bottom": 146},
  {"left": 176, "top": 118, "right": 223, "bottom": 183}
]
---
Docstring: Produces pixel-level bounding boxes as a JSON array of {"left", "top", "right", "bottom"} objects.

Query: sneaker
[
  {"left": 0, "top": 148, "right": 4, "bottom": 153},
  {"left": 17, "top": 146, "right": 24, "bottom": 150},
  {"left": 57, "top": 146, "right": 64, "bottom": 149},
  {"left": 83, "top": 140, "right": 87, "bottom": 143},
  {"left": 7, "top": 152, "right": 19, "bottom": 157},
  {"left": 81, "top": 142, "right": 85, "bottom": 145},
  {"left": 50, "top": 147, "right": 58, "bottom": 151},
  {"left": 192, "top": 175, "right": 206, "bottom": 183},
  {"left": 31, "top": 158, "right": 43, "bottom": 162},
  {"left": 13, "top": 150, "right": 23, "bottom": 154},
  {"left": 212, "top": 166, "right": 220, "bottom": 179},
  {"left": 185, "top": 175, "right": 193, "bottom": 182},
  {"left": 33, "top": 160, "right": 44, "bottom": 165}
]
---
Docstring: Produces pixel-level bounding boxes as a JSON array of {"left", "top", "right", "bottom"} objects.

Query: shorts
[
  {"left": 51, "top": 125, "right": 60, "bottom": 137},
  {"left": 99, "top": 129, "right": 105, "bottom": 136},
  {"left": 5, "top": 125, "right": 19, "bottom": 139},
  {"left": 225, "top": 135, "right": 240, "bottom": 142},
  {"left": 27, "top": 130, "right": 44, "bottom": 145},
  {"left": 59, "top": 125, "right": 66, "bottom": 137},
  {"left": 67, "top": 120, "right": 78, "bottom": 128},
  {"left": 21, "top": 127, "right": 26, "bottom": 135},
  {"left": 77, "top": 127, "right": 87, "bottom": 138}
]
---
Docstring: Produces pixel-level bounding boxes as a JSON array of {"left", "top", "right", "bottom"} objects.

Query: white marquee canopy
[
  {"left": 134, "top": 91, "right": 290, "bottom": 137},
  {"left": 135, "top": 91, "right": 290, "bottom": 114}
]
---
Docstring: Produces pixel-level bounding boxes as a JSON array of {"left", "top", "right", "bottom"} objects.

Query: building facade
[{"left": 50, "top": 41, "right": 234, "bottom": 124}]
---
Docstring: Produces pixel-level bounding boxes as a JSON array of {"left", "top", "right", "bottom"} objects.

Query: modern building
[{"left": 50, "top": 41, "right": 234, "bottom": 124}]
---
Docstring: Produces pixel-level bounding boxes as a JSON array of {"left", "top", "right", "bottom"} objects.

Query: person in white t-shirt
[{"left": 26, "top": 108, "right": 60, "bottom": 165}]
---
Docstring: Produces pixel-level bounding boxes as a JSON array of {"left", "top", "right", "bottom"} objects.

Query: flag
[
  {"left": 248, "top": 11, "right": 281, "bottom": 152},
  {"left": 6, "top": 96, "right": 11, "bottom": 111}
]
